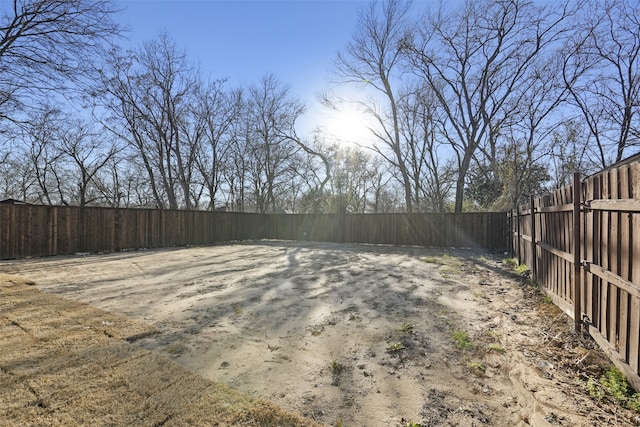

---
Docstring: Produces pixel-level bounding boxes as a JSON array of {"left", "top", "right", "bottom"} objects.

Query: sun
[{"left": 323, "top": 104, "right": 375, "bottom": 146}]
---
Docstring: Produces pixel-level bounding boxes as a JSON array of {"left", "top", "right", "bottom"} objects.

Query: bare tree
[
  {"left": 0, "top": 0, "right": 122, "bottom": 126},
  {"left": 91, "top": 155, "right": 133, "bottom": 207},
  {"left": 469, "top": 142, "right": 551, "bottom": 211},
  {"left": 396, "top": 83, "right": 454, "bottom": 211},
  {"left": 98, "top": 33, "right": 202, "bottom": 209},
  {"left": 0, "top": 150, "right": 36, "bottom": 201},
  {"left": 370, "top": 170, "right": 402, "bottom": 213},
  {"left": 332, "top": 0, "right": 416, "bottom": 211},
  {"left": 549, "top": 120, "right": 596, "bottom": 188},
  {"left": 562, "top": 0, "right": 640, "bottom": 167},
  {"left": 4, "top": 107, "right": 120, "bottom": 206},
  {"left": 223, "top": 99, "right": 253, "bottom": 211},
  {"left": 56, "top": 118, "right": 120, "bottom": 206},
  {"left": 332, "top": 145, "right": 384, "bottom": 213},
  {"left": 13, "top": 108, "right": 64, "bottom": 204},
  {"left": 408, "top": 0, "right": 573, "bottom": 212},
  {"left": 295, "top": 137, "right": 329, "bottom": 213},
  {"left": 244, "top": 74, "right": 305, "bottom": 213},
  {"left": 473, "top": 51, "right": 571, "bottom": 211},
  {"left": 192, "top": 82, "right": 238, "bottom": 209}
]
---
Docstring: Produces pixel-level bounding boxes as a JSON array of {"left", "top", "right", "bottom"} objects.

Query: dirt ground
[{"left": 2, "top": 240, "right": 640, "bottom": 426}]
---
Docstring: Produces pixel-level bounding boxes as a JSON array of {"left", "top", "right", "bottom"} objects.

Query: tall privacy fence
[
  {"left": 511, "top": 153, "right": 640, "bottom": 390},
  {"left": 0, "top": 206, "right": 508, "bottom": 260}
]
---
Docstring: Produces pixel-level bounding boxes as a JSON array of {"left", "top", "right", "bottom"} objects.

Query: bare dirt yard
[{"left": 2, "top": 240, "right": 640, "bottom": 426}]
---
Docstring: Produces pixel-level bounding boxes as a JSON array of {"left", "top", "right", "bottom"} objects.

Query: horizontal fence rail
[
  {"left": 0, "top": 206, "right": 508, "bottom": 260},
  {"left": 511, "top": 154, "right": 640, "bottom": 391}
]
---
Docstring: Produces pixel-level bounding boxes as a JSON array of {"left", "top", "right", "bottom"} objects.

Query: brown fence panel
[
  {"left": 1, "top": 207, "right": 508, "bottom": 260},
  {"left": 511, "top": 154, "right": 640, "bottom": 390},
  {"left": 261, "top": 212, "right": 508, "bottom": 249},
  {"left": 0, "top": 206, "right": 265, "bottom": 259}
]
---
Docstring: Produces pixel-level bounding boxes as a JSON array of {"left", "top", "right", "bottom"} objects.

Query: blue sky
[{"left": 117, "top": 0, "right": 372, "bottom": 139}]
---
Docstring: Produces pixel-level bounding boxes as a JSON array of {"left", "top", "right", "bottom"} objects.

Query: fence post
[
  {"left": 530, "top": 195, "right": 537, "bottom": 282},
  {"left": 507, "top": 212, "right": 512, "bottom": 256},
  {"left": 573, "top": 172, "right": 582, "bottom": 333},
  {"left": 516, "top": 207, "right": 521, "bottom": 264}
]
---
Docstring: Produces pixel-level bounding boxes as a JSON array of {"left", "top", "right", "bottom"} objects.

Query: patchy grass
[
  {"left": 503, "top": 257, "right": 518, "bottom": 266},
  {"left": 424, "top": 254, "right": 464, "bottom": 275},
  {"left": 451, "top": 330, "right": 474, "bottom": 352},
  {"left": 386, "top": 342, "right": 406, "bottom": 354},
  {"left": 424, "top": 254, "right": 451, "bottom": 265},
  {"left": 331, "top": 360, "right": 345, "bottom": 375},
  {"left": 234, "top": 303, "right": 243, "bottom": 316},
  {"left": 487, "top": 343, "right": 506, "bottom": 354},
  {"left": 330, "top": 360, "right": 346, "bottom": 386},
  {"left": 467, "top": 361, "right": 486, "bottom": 376},
  {"left": 503, "top": 257, "right": 530, "bottom": 275},
  {"left": 514, "top": 263, "right": 530, "bottom": 276},
  {"left": 400, "top": 322, "right": 415, "bottom": 334}
]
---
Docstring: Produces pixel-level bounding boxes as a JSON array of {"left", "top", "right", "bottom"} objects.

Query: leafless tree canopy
[
  {"left": 1, "top": 0, "right": 638, "bottom": 212},
  {"left": 0, "top": 0, "right": 122, "bottom": 123}
]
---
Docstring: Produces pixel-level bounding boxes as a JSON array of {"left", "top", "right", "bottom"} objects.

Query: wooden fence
[
  {"left": 511, "top": 154, "right": 640, "bottom": 390},
  {"left": 0, "top": 205, "right": 508, "bottom": 260}
]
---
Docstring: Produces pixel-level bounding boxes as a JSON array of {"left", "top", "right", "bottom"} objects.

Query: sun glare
[{"left": 324, "top": 104, "right": 374, "bottom": 146}]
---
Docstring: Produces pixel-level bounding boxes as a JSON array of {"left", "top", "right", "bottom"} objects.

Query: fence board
[{"left": 595, "top": 175, "right": 603, "bottom": 330}]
